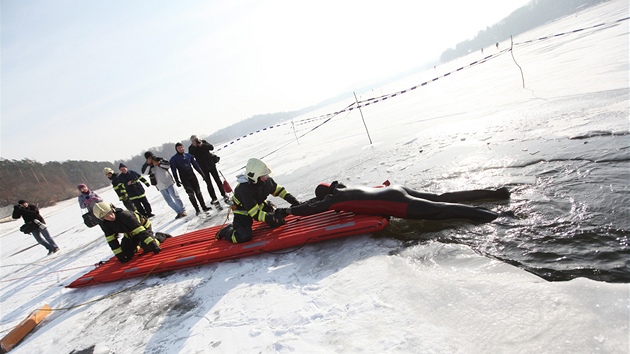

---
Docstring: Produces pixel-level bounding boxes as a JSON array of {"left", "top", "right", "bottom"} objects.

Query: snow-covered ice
[{"left": 1, "top": 2, "right": 628, "bottom": 353}]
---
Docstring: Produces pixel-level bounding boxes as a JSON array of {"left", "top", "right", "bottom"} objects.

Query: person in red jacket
[{"left": 277, "top": 181, "right": 513, "bottom": 222}]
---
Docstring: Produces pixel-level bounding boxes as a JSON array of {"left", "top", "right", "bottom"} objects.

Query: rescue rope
[{"left": 214, "top": 16, "right": 629, "bottom": 158}]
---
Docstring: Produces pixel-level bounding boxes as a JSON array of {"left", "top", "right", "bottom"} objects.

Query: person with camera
[
  {"left": 77, "top": 183, "right": 103, "bottom": 213},
  {"left": 215, "top": 158, "right": 300, "bottom": 243},
  {"left": 12, "top": 200, "right": 60, "bottom": 255},
  {"left": 188, "top": 134, "right": 230, "bottom": 207},
  {"left": 142, "top": 151, "right": 187, "bottom": 219}
]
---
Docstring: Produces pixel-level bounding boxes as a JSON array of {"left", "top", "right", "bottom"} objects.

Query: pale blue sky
[{"left": 1, "top": 0, "right": 530, "bottom": 162}]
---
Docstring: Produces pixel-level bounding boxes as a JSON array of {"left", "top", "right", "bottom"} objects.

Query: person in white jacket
[{"left": 142, "top": 151, "right": 187, "bottom": 219}]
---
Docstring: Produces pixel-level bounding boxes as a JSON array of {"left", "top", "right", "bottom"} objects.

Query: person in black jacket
[
  {"left": 103, "top": 167, "right": 136, "bottom": 212},
  {"left": 117, "top": 163, "right": 154, "bottom": 218},
  {"left": 12, "top": 200, "right": 60, "bottom": 255},
  {"left": 188, "top": 135, "right": 229, "bottom": 206},
  {"left": 93, "top": 202, "right": 170, "bottom": 263},
  {"left": 216, "top": 158, "right": 300, "bottom": 243}
]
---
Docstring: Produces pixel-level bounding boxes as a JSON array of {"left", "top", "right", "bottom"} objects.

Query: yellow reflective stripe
[
  {"left": 233, "top": 195, "right": 241, "bottom": 206},
  {"left": 112, "top": 247, "right": 122, "bottom": 255},
  {"left": 130, "top": 211, "right": 151, "bottom": 232},
  {"left": 143, "top": 236, "right": 156, "bottom": 245},
  {"left": 273, "top": 185, "right": 289, "bottom": 198},
  {"left": 233, "top": 209, "right": 248, "bottom": 216},
  {"left": 105, "top": 234, "right": 117, "bottom": 242},
  {"left": 230, "top": 233, "right": 238, "bottom": 243},
  {"left": 129, "top": 193, "right": 146, "bottom": 201},
  {"left": 247, "top": 204, "right": 260, "bottom": 217},
  {"left": 247, "top": 204, "right": 267, "bottom": 221},
  {"left": 130, "top": 225, "right": 146, "bottom": 236}
]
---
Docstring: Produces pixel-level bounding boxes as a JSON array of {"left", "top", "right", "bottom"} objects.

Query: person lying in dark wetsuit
[{"left": 276, "top": 181, "right": 512, "bottom": 223}]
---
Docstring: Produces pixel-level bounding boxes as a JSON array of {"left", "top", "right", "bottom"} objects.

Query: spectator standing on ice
[
  {"left": 188, "top": 134, "right": 230, "bottom": 207},
  {"left": 117, "top": 163, "right": 154, "bottom": 218},
  {"left": 12, "top": 200, "right": 60, "bottom": 255},
  {"left": 77, "top": 183, "right": 103, "bottom": 214},
  {"left": 170, "top": 143, "right": 211, "bottom": 216},
  {"left": 142, "top": 151, "right": 187, "bottom": 219}
]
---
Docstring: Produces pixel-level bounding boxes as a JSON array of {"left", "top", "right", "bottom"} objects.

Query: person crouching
[{"left": 93, "top": 202, "right": 171, "bottom": 263}]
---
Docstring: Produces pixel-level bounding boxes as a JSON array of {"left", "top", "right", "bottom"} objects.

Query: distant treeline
[
  {"left": 4, "top": 0, "right": 610, "bottom": 212},
  {"left": 439, "top": 0, "right": 610, "bottom": 63},
  {"left": 0, "top": 159, "right": 115, "bottom": 209},
  {"left": 0, "top": 108, "right": 316, "bottom": 214}
]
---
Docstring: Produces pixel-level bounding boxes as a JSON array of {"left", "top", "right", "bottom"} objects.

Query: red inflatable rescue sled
[{"left": 68, "top": 211, "right": 389, "bottom": 288}]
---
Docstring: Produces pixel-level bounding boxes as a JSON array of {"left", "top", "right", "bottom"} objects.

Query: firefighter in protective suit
[
  {"left": 216, "top": 158, "right": 300, "bottom": 243},
  {"left": 93, "top": 202, "right": 171, "bottom": 263}
]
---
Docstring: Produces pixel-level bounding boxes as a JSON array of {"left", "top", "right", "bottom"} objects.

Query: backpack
[
  {"left": 82, "top": 213, "right": 100, "bottom": 228},
  {"left": 19, "top": 221, "right": 38, "bottom": 234}
]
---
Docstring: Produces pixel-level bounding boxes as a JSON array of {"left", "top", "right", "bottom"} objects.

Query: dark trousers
[
  {"left": 122, "top": 198, "right": 137, "bottom": 212},
  {"left": 182, "top": 176, "right": 207, "bottom": 212},
  {"left": 229, "top": 213, "right": 254, "bottom": 243},
  {"left": 200, "top": 166, "right": 226, "bottom": 200},
  {"left": 131, "top": 196, "right": 152, "bottom": 217},
  {"left": 119, "top": 227, "right": 166, "bottom": 259}
]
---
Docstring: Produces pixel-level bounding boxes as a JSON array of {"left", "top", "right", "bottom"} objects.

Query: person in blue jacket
[{"left": 170, "top": 143, "right": 211, "bottom": 216}]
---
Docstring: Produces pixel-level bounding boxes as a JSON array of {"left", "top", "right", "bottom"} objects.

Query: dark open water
[{"left": 380, "top": 89, "right": 629, "bottom": 283}]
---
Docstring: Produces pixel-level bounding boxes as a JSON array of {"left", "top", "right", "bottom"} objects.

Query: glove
[
  {"left": 262, "top": 201, "right": 275, "bottom": 213},
  {"left": 145, "top": 183, "right": 150, "bottom": 187},
  {"left": 275, "top": 208, "right": 291, "bottom": 218},
  {"left": 267, "top": 213, "right": 286, "bottom": 228},
  {"left": 176, "top": 181, "right": 182, "bottom": 187},
  {"left": 122, "top": 194, "right": 129, "bottom": 201}
]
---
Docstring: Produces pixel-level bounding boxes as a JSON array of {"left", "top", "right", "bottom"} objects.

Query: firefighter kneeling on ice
[
  {"left": 93, "top": 202, "right": 171, "bottom": 263},
  {"left": 216, "top": 158, "right": 300, "bottom": 243}
]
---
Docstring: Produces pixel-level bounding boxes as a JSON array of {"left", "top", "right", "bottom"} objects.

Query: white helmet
[
  {"left": 93, "top": 202, "right": 114, "bottom": 219},
  {"left": 103, "top": 167, "right": 115, "bottom": 175},
  {"left": 245, "top": 158, "right": 271, "bottom": 182}
]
